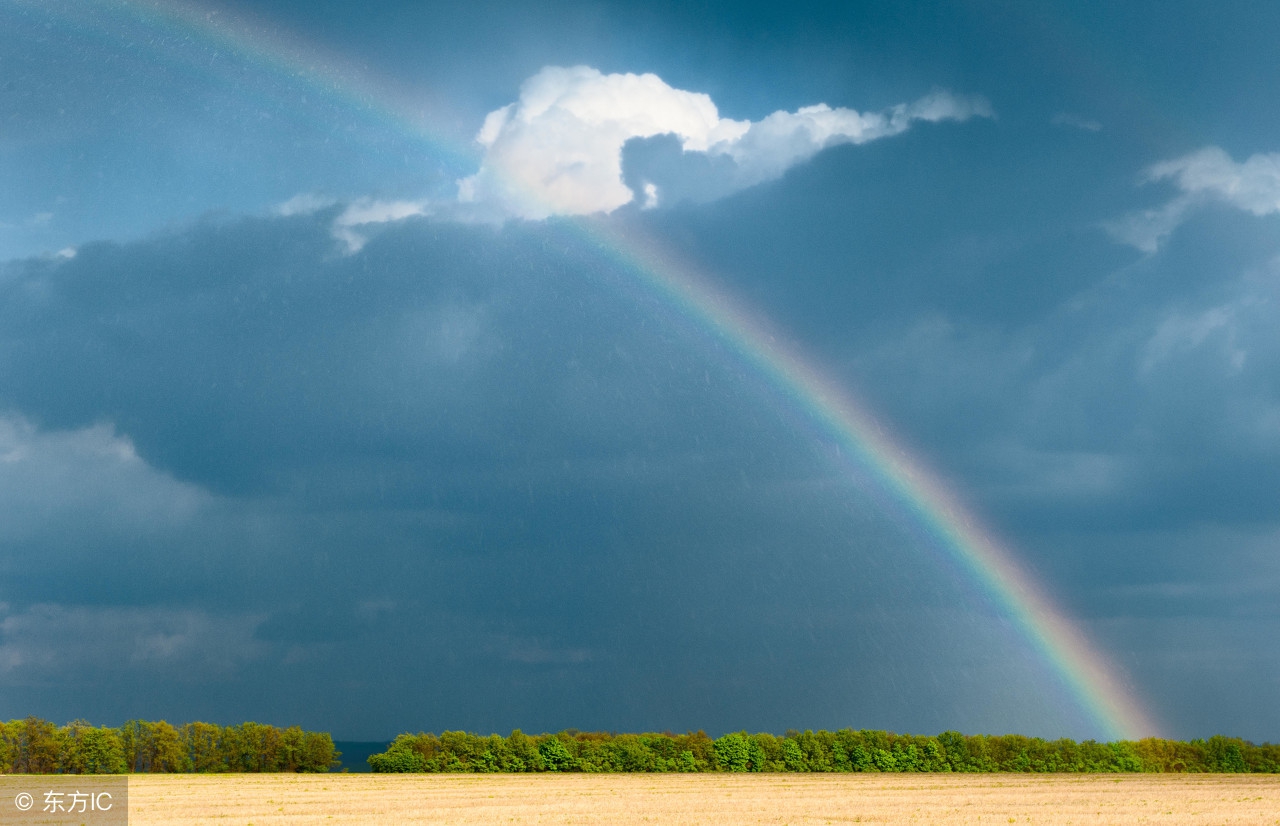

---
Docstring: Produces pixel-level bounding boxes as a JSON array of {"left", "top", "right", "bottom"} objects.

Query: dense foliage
[
  {"left": 0, "top": 717, "right": 339, "bottom": 773},
  {"left": 368, "top": 729, "right": 1280, "bottom": 774}
]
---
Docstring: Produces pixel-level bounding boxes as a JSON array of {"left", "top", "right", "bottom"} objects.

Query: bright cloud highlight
[
  {"left": 332, "top": 197, "right": 430, "bottom": 252},
  {"left": 458, "top": 65, "right": 993, "bottom": 220},
  {"left": 1111, "top": 146, "right": 1280, "bottom": 252},
  {"left": 1149, "top": 146, "right": 1280, "bottom": 215}
]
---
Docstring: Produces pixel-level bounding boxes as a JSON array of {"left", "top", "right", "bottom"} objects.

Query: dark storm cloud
[
  {"left": 4, "top": 114, "right": 1280, "bottom": 738},
  {"left": 0, "top": 184, "right": 926, "bottom": 504},
  {"left": 5, "top": 0, "right": 1280, "bottom": 742},
  {"left": 0, "top": 208, "right": 1105, "bottom": 738},
  {"left": 617, "top": 116, "right": 1280, "bottom": 536},
  {"left": 615, "top": 119, "right": 1280, "bottom": 738}
]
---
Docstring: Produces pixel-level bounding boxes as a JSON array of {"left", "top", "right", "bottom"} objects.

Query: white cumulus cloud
[
  {"left": 1106, "top": 196, "right": 1196, "bottom": 254},
  {"left": 1148, "top": 146, "right": 1280, "bottom": 215},
  {"left": 332, "top": 197, "right": 430, "bottom": 252},
  {"left": 274, "top": 192, "right": 338, "bottom": 216},
  {"left": 1110, "top": 146, "right": 1280, "bottom": 252},
  {"left": 457, "top": 65, "right": 993, "bottom": 220}
]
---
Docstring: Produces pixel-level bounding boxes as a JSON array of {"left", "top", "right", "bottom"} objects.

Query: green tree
[
  {"left": 712, "top": 732, "right": 765, "bottom": 772},
  {"left": 369, "top": 746, "right": 426, "bottom": 772},
  {"left": 299, "top": 731, "right": 340, "bottom": 772},
  {"left": 182, "top": 721, "right": 225, "bottom": 773},
  {"left": 61, "top": 723, "right": 126, "bottom": 774},
  {"left": 1205, "top": 736, "right": 1249, "bottom": 773},
  {"left": 538, "top": 736, "right": 577, "bottom": 772},
  {"left": 12, "top": 717, "right": 62, "bottom": 773},
  {"left": 504, "top": 729, "right": 539, "bottom": 772}
]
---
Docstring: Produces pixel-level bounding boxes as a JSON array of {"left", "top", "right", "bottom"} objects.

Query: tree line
[
  {"left": 368, "top": 729, "right": 1280, "bottom": 773},
  {"left": 0, "top": 717, "right": 339, "bottom": 773}
]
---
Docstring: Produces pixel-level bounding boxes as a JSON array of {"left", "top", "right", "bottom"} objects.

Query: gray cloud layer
[
  {"left": 3, "top": 127, "right": 1280, "bottom": 740},
  {"left": 0, "top": 209, "right": 1104, "bottom": 738}
]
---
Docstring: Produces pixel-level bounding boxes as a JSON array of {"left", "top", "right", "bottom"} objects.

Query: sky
[{"left": 2, "top": 0, "right": 1279, "bottom": 742}]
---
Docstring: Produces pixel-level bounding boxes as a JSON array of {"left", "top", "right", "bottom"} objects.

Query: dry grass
[{"left": 128, "top": 772, "right": 1280, "bottom": 825}]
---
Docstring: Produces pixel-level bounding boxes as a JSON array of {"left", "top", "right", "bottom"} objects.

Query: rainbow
[
  {"left": 40, "top": 0, "right": 1159, "bottom": 739},
  {"left": 580, "top": 220, "right": 1159, "bottom": 740}
]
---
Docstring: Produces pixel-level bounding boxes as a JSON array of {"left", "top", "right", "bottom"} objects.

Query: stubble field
[{"left": 126, "top": 772, "right": 1280, "bottom": 825}]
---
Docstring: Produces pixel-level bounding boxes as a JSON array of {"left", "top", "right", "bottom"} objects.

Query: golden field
[{"left": 127, "top": 772, "right": 1280, "bottom": 825}]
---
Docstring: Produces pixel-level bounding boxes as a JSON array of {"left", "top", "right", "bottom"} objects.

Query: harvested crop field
[{"left": 127, "top": 772, "right": 1280, "bottom": 825}]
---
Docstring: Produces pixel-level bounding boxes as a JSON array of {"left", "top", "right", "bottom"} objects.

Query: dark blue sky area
[{"left": 1, "top": 0, "right": 1278, "bottom": 741}]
